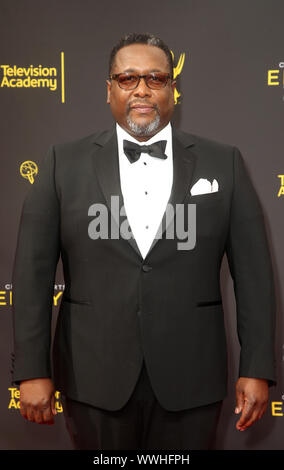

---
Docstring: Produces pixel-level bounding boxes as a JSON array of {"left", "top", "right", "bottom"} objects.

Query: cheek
[
  {"left": 158, "top": 96, "right": 174, "bottom": 115},
  {"left": 109, "top": 97, "right": 127, "bottom": 118},
  {"left": 111, "top": 93, "right": 129, "bottom": 112},
  {"left": 157, "top": 90, "right": 174, "bottom": 107}
]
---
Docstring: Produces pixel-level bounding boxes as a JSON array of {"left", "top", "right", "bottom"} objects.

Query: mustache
[{"left": 127, "top": 101, "right": 158, "bottom": 112}]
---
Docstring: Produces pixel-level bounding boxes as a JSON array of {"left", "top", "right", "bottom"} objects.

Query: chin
[{"left": 126, "top": 115, "right": 161, "bottom": 137}]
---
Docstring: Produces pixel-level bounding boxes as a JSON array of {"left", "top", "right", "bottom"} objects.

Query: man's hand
[
  {"left": 235, "top": 377, "right": 269, "bottom": 431},
  {"left": 19, "top": 378, "right": 57, "bottom": 425}
]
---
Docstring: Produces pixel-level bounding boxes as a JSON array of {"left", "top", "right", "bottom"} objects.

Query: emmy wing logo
[
  {"left": 171, "top": 50, "right": 186, "bottom": 105},
  {"left": 20, "top": 161, "right": 38, "bottom": 184}
]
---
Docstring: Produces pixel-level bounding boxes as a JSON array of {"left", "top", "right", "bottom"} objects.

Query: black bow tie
[{"left": 123, "top": 139, "right": 167, "bottom": 163}]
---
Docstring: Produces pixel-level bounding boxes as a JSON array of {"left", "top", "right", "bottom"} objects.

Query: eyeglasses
[{"left": 109, "top": 72, "right": 172, "bottom": 90}]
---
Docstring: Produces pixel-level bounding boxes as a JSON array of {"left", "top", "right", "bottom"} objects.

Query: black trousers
[{"left": 61, "top": 360, "right": 222, "bottom": 450}]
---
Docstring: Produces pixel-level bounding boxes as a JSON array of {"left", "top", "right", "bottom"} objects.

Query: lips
[{"left": 130, "top": 105, "right": 155, "bottom": 114}]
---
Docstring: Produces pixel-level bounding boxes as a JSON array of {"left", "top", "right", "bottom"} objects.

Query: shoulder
[
  {"left": 174, "top": 127, "right": 236, "bottom": 154},
  {"left": 53, "top": 129, "right": 113, "bottom": 155}
]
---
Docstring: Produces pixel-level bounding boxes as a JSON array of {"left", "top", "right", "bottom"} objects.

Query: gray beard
[{"left": 126, "top": 113, "right": 161, "bottom": 137}]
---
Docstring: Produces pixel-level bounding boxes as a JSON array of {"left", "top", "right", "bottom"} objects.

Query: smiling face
[{"left": 106, "top": 44, "right": 176, "bottom": 141}]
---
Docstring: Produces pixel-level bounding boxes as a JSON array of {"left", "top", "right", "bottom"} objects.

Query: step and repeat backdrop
[{"left": 1, "top": 0, "right": 283, "bottom": 450}]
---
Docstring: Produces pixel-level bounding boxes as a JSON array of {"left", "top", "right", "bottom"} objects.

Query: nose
[{"left": 133, "top": 77, "right": 152, "bottom": 97}]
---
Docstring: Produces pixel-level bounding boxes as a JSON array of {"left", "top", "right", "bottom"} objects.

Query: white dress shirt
[{"left": 116, "top": 122, "right": 173, "bottom": 259}]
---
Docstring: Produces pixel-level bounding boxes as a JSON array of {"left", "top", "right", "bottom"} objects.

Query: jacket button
[{"left": 142, "top": 264, "right": 152, "bottom": 272}]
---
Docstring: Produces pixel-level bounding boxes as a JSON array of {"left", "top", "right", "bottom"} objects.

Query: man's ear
[
  {"left": 171, "top": 80, "right": 177, "bottom": 93},
  {"left": 106, "top": 79, "right": 111, "bottom": 104}
]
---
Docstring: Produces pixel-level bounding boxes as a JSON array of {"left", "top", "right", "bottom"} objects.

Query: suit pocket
[
  {"left": 189, "top": 189, "right": 224, "bottom": 203},
  {"left": 62, "top": 295, "right": 91, "bottom": 306}
]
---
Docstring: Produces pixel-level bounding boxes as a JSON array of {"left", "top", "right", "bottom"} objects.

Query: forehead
[{"left": 113, "top": 44, "right": 170, "bottom": 73}]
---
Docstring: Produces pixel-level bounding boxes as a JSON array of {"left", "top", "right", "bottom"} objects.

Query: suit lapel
[
  {"left": 145, "top": 127, "right": 197, "bottom": 258},
  {"left": 91, "top": 124, "right": 197, "bottom": 259},
  {"left": 90, "top": 124, "right": 141, "bottom": 256}
]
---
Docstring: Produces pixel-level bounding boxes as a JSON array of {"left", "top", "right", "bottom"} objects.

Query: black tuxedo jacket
[{"left": 11, "top": 124, "right": 276, "bottom": 411}]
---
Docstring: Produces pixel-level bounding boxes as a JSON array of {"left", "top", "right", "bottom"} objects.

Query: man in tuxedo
[{"left": 11, "top": 33, "right": 276, "bottom": 450}]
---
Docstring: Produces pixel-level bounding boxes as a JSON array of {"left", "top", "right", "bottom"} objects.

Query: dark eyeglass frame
[{"left": 109, "top": 72, "right": 173, "bottom": 90}]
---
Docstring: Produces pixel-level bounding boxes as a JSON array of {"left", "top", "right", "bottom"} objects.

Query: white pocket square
[{"left": 190, "top": 178, "right": 219, "bottom": 195}]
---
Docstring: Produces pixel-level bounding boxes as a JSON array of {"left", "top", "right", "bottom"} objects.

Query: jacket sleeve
[
  {"left": 11, "top": 145, "right": 60, "bottom": 386},
  {"left": 225, "top": 146, "right": 277, "bottom": 386}
]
